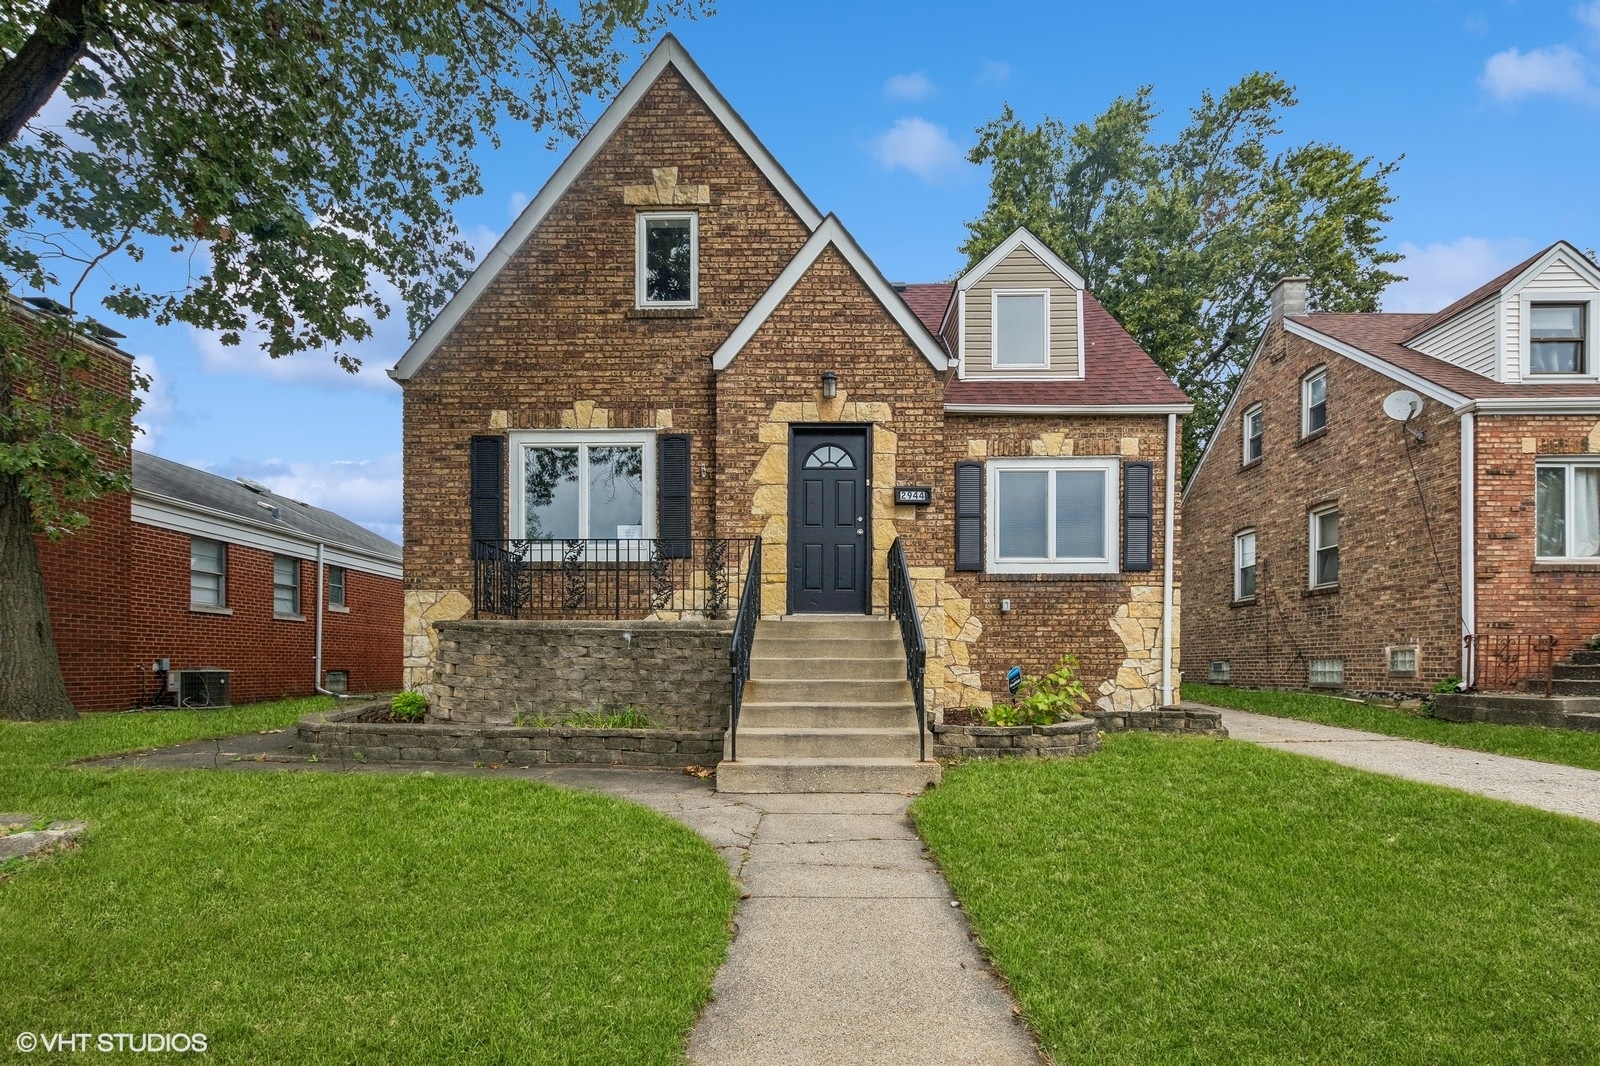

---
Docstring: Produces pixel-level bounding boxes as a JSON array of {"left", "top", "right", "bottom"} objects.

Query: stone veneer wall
[{"left": 429, "top": 619, "right": 732, "bottom": 729}]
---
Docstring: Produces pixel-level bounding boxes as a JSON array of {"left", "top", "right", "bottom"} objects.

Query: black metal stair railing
[
  {"left": 887, "top": 537, "right": 929, "bottom": 762},
  {"left": 726, "top": 537, "right": 762, "bottom": 763},
  {"left": 471, "top": 538, "right": 752, "bottom": 620}
]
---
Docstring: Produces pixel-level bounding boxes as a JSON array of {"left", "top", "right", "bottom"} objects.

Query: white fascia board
[
  {"left": 1285, "top": 320, "right": 1469, "bottom": 407},
  {"left": 133, "top": 493, "right": 403, "bottom": 580},
  {"left": 1184, "top": 325, "right": 1269, "bottom": 502},
  {"left": 389, "top": 34, "right": 824, "bottom": 383},
  {"left": 955, "top": 227, "right": 1085, "bottom": 292},
  {"left": 712, "top": 215, "right": 949, "bottom": 372},
  {"left": 1504, "top": 240, "right": 1600, "bottom": 298},
  {"left": 1456, "top": 397, "right": 1600, "bottom": 415},
  {"left": 944, "top": 403, "right": 1192, "bottom": 415}
]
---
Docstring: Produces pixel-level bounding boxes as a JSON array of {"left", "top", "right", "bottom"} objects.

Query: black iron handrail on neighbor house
[
  {"left": 726, "top": 537, "right": 762, "bottom": 763},
  {"left": 888, "top": 537, "right": 929, "bottom": 762},
  {"left": 472, "top": 538, "right": 754, "bottom": 620}
]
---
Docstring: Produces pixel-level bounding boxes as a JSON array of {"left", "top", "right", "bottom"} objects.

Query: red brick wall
[
  {"left": 402, "top": 66, "right": 812, "bottom": 594},
  {"left": 1182, "top": 320, "right": 1463, "bottom": 692},
  {"left": 1474, "top": 414, "right": 1600, "bottom": 658},
  {"left": 124, "top": 523, "right": 401, "bottom": 706}
]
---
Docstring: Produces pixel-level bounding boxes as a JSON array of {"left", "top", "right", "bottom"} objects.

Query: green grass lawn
[
  {"left": 914, "top": 734, "right": 1600, "bottom": 1065},
  {"left": 1187, "top": 681, "right": 1600, "bottom": 772},
  {"left": 1, "top": 700, "right": 737, "bottom": 1064}
]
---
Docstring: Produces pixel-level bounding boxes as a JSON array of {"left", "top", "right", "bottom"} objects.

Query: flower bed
[{"left": 295, "top": 702, "right": 723, "bottom": 769}]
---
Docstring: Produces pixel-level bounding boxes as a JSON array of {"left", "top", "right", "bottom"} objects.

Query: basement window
[
  {"left": 1209, "top": 660, "right": 1231, "bottom": 683},
  {"left": 324, "top": 670, "right": 349, "bottom": 695},
  {"left": 1308, "top": 658, "right": 1344, "bottom": 687}
]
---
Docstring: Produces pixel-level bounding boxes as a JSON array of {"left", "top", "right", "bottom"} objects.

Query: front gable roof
[
  {"left": 389, "top": 35, "right": 823, "bottom": 383},
  {"left": 955, "top": 228, "right": 1085, "bottom": 292},
  {"left": 711, "top": 215, "right": 949, "bottom": 373},
  {"left": 1402, "top": 240, "right": 1600, "bottom": 346}
]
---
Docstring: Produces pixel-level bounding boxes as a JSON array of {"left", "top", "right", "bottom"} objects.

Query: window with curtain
[{"left": 1537, "top": 462, "right": 1600, "bottom": 559}]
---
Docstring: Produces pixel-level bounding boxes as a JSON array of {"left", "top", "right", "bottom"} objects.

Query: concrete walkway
[
  {"left": 1199, "top": 704, "right": 1600, "bottom": 824},
  {"left": 84, "top": 735, "right": 1042, "bottom": 1064}
]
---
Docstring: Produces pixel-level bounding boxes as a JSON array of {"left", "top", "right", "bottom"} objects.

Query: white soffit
[
  {"left": 711, "top": 215, "right": 950, "bottom": 373},
  {"left": 956, "top": 227, "right": 1086, "bottom": 291},
  {"left": 389, "top": 34, "right": 824, "bottom": 382}
]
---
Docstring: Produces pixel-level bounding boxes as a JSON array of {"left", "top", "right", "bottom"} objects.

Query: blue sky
[{"left": 57, "top": 0, "right": 1600, "bottom": 542}]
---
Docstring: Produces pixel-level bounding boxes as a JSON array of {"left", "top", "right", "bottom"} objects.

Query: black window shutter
[
  {"left": 658, "top": 433, "right": 692, "bottom": 558},
  {"left": 955, "top": 461, "right": 984, "bottom": 572},
  {"left": 1123, "top": 460, "right": 1153, "bottom": 572},
  {"left": 470, "top": 435, "right": 504, "bottom": 560}
]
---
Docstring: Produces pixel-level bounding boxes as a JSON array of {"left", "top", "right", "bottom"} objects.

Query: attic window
[
  {"left": 637, "top": 212, "right": 697, "bottom": 307},
  {"left": 1530, "top": 304, "right": 1586, "bottom": 374},
  {"left": 992, "top": 291, "right": 1049, "bottom": 369}
]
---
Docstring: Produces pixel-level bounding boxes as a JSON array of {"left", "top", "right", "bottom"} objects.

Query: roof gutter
[
  {"left": 944, "top": 403, "right": 1193, "bottom": 416},
  {"left": 1452, "top": 397, "right": 1600, "bottom": 415},
  {"left": 132, "top": 489, "right": 401, "bottom": 573}
]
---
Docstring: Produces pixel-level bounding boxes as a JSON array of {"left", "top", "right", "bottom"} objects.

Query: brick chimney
[{"left": 1270, "top": 276, "right": 1309, "bottom": 321}]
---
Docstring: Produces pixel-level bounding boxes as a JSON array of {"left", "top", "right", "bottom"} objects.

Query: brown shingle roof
[
  {"left": 1400, "top": 243, "right": 1554, "bottom": 342},
  {"left": 897, "top": 283, "right": 953, "bottom": 334},
  {"left": 943, "top": 293, "right": 1190, "bottom": 407},
  {"left": 1295, "top": 312, "right": 1600, "bottom": 401}
]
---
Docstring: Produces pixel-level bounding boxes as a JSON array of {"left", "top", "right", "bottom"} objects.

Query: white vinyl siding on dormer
[
  {"left": 961, "top": 245, "right": 1081, "bottom": 379},
  {"left": 1506, "top": 259, "right": 1600, "bottom": 382},
  {"left": 1408, "top": 298, "right": 1498, "bottom": 378}
]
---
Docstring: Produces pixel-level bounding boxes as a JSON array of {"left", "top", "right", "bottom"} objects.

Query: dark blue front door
[{"left": 788, "top": 427, "right": 870, "bottom": 613}]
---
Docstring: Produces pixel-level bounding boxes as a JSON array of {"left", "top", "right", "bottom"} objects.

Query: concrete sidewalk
[
  {"left": 1199, "top": 704, "right": 1600, "bottom": 824},
  {"left": 84, "top": 736, "right": 1042, "bottom": 1063}
]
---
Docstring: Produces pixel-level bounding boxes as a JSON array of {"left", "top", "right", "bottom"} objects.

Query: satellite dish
[{"left": 1382, "top": 390, "right": 1423, "bottom": 423}]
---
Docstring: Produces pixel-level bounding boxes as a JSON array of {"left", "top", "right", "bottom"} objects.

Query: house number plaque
[{"left": 893, "top": 485, "right": 933, "bottom": 506}]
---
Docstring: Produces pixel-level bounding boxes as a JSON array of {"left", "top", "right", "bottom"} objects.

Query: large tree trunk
[
  {"left": 0, "top": 469, "right": 77, "bottom": 720},
  {"left": 0, "top": 0, "right": 93, "bottom": 146}
]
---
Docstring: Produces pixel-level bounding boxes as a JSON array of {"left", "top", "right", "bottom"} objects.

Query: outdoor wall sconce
[{"left": 821, "top": 371, "right": 838, "bottom": 399}]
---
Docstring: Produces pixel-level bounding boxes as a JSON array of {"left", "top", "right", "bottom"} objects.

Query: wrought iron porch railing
[
  {"left": 1465, "top": 632, "right": 1556, "bottom": 696},
  {"left": 471, "top": 538, "right": 754, "bottom": 621},
  {"left": 888, "top": 537, "right": 929, "bottom": 762},
  {"left": 727, "top": 537, "right": 762, "bottom": 763}
]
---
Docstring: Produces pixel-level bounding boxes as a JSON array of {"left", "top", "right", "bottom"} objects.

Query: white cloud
[
  {"left": 507, "top": 191, "right": 530, "bottom": 218},
  {"left": 467, "top": 224, "right": 503, "bottom": 262},
  {"left": 977, "top": 59, "right": 1012, "bottom": 86},
  {"left": 1382, "top": 236, "right": 1537, "bottom": 312},
  {"left": 883, "top": 72, "right": 934, "bottom": 102},
  {"left": 871, "top": 117, "right": 968, "bottom": 182},
  {"left": 1580, "top": 1, "right": 1600, "bottom": 34},
  {"left": 1480, "top": 44, "right": 1592, "bottom": 101},
  {"left": 131, "top": 352, "right": 177, "bottom": 451},
  {"left": 211, "top": 452, "right": 403, "bottom": 543}
]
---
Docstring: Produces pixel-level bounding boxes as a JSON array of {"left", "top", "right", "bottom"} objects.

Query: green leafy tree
[
  {"left": 0, "top": 0, "right": 708, "bottom": 720},
  {"left": 963, "top": 74, "right": 1403, "bottom": 478}
]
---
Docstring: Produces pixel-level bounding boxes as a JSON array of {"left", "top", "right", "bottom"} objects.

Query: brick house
[
  {"left": 1183, "top": 243, "right": 1600, "bottom": 694},
  {"left": 21, "top": 300, "right": 403, "bottom": 709},
  {"left": 390, "top": 37, "right": 1188, "bottom": 786}
]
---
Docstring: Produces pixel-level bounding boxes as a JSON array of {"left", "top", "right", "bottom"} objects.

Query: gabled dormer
[
  {"left": 946, "top": 228, "right": 1085, "bottom": 381},
  {"left": 1404, "top": 241, "right": 1600, "bottom": 385}
]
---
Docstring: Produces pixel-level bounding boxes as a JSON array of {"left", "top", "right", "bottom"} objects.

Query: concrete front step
[
  {"left": 745, "top": 678, "right": 913, "bottom": 704},
  {"left": 751, "top": 636, "right": 906, "bottom": 660},
  {"left": 736, "top": 726, "right": 921, "bottom": 759},
  {"left": 1553, "top": 678, "right": 1600, "bottom": 696},
  {"left": 738, "top": 701, "right": 915, "bottom": 730},
  {"left": 750, "top": 655, "right": 907, "bottom": 681},
  {"left": 1434, "top": 691, "right": 1600, "bottom": 731},
  {"left": 1554, "top": 662, "right": 1600, "bottom": 681},
  {"left": 1570, "top": 649, "right": 1600, "bottom": 666},
  {"left": 715, "top": 757, "right": 941, "bottom": 794},
  {"left": 755, "top": 616, "right": 897, "bottom": 640}
]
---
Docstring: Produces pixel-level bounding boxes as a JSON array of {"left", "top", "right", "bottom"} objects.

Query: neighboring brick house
[
  {"left": 391, "top": 35, "right": 1191, "bottom": 726},
  {"left": 21, "top": 298, "right": 403, "bottom": 709},
  {"left": 1184, "top": 242, "right": 1600, "bottom": 693}
]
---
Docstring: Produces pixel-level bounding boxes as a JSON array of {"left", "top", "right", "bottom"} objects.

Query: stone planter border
[
  {"left": 1082, "top": 707, "right": 1226, "bottom": 736},
  {"left": 295, "top": 702, "right": 723, "bottom": 769},
  {"left": 930, "top": 717, "right": 1101, "bottom": 759}
]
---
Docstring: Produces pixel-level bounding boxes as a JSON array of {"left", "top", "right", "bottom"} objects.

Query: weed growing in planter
[
  {"left": 564, "top": 706, "right": 654, "bottom": 729},
  {"left": 390, "top": 692, "right": 428, "bottom": 723},
  {"left": 979, "top": 656, "right": 1089, "bottom": 727}
]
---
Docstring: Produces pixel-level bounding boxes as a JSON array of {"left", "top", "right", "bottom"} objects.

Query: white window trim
[
  {"left": 508, "top": 429, "right": 656, "bottom": 551},
  {"left": 985, "top": 457, "right": 1118, "bottom": 575},
  {"left": 635, "top": 211, "right": 698, "bottom": 309},
  {"left": 1242, "top": 403, "right": 1264, "bottom": 465},
  {"left": 1536, "top": 457, "right": 1600, "bottom": 561},
  {"left": 1309, "top": 504, "right": 1340, "bottom": 589},
  {"left": 990, "top": 288, "right": 1052, "bottom": 370},
  {"left": 1301, "top": 367, "right": 1328, "bottom": 437},
  {"left": 1519, "top": 293, "right": 1599, "bottom": 382},
  {"left": 1234, "top": 529, "right": 1257, "bottom": 601}
]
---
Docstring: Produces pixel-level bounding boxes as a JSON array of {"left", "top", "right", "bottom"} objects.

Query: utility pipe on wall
[
  {"left": 1459, "top": 412, "right": 1476, "bottom": 687},
  {"left": 1160, "top": 412, "right": 1177, "bottom": 707},
  {"left": 313, "top": 542, "right": 335, "bottom": 697}
]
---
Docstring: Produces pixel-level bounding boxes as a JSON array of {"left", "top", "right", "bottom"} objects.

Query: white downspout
[
  {"left": 1161, "top": 412, "right": 1177, "bottom": 707},
  {"left": 313, "top": 542, "right": 340, "bottom": 697},
  {"left": 1459, "top": 412, "right": 1476, "bottom": 687}
]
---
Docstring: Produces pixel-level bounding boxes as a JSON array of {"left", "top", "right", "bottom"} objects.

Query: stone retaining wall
[
  {"left": 295, "top": 704, "right": 723, "bottom": 768},
  {"left": 1084, "top": 706, "right": 1226, "bottom": 735},
  {"left": 930, "top": 718, "right": 1101, "bottom": 759},
  {"left": 430, "top": 619, "right": 732, "bottom": 729}
]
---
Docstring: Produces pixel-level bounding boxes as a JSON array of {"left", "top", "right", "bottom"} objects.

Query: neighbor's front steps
[
  {"left": 1434, "top": 647, "right": 1600, "bottom": 732},
  {"left": 715, "top": 616, "right": 941, "bottom": 794}
]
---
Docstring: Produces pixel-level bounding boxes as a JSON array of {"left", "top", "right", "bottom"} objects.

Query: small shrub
[
  {"left": 982, "top": 703, "right": 1025, "bottom": 728},
  {"left": 1432, "top": 676, "right": 1463, "bottom": 695},
  {"left": 390, "top": 691, "right": 428, "bottom": 722},
  {"left": 976, "top": 656, "right": 1089, "bottom": 727}
]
